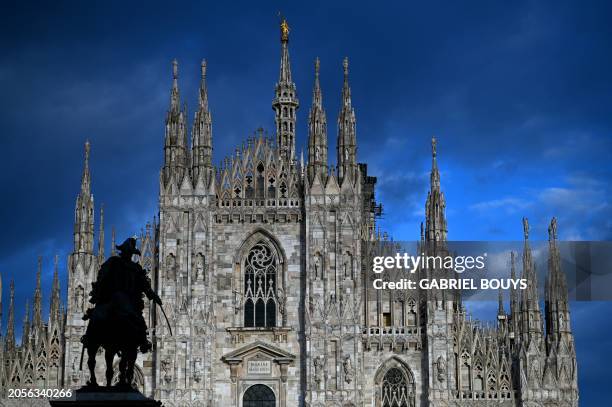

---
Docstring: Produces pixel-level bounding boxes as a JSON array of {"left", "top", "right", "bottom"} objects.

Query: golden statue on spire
[{"left": 280, "top": 15, "right": 290, "bottom": 42}]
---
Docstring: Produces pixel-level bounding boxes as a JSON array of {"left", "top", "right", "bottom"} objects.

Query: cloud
[{"left": 470, "top": 197, "right": 531, "bottom": 213}]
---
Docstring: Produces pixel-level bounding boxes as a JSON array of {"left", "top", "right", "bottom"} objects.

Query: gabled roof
[{"left": 221, "top": 340, "right": 295, "bottom": 363}]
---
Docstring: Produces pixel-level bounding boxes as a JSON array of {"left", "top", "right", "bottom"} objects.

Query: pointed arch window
[
  {"left": 243, "top": 241, "right": 278, "bottom": 328},
  {"left": 256, "top": 163, "right": 265, "bottom": 198},
  {"left": 459, "top": 350, "right": 471, "bottom": 390},
  {"left": 382, "top": 367, "right": 413, "bottom": 407}
]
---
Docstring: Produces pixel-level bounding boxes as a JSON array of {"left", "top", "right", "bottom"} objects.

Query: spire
[
  {"left": 32, "top": 256, "right": 43, "bottom": 333},
  {"left": 199, "top": 59, "right": 209, "bottom": 111},
  {"left": 545, "top": 217, "right": 572, "bottom": 346},
  {"left": 279, "top": 16, "right": 292, "bottom": 82},
  {"left": 192, "top": 59, "right": 213, "bottom": 185},
  {"left": 307, "top": 57, "right": 328, "bottom": 182},
  {"left": 510, "top": 251, "right": 520, "bottom": 337},
  {"left": 22, "top": 301, "right": 30, "bottom": 346},
  {"left": 430, "top": 136, "right": 440, "bottom": 188},
  {"left": 81, "top": 140, "right": 91, "bottom": 195},
  {"left": 498, "top": 289, "right": 505, "bottom": 316},
  {"left": 98, "top": 204, "right": 105, "bottom": 261},
  {"left": 163, "top": 59, "right": 188, "bottom": 187},
  {"left": 273, "top": 16, "right": 299, "bottom": 161},
  {"left": 337, "top": 57, "right": 357, "bottom": 183},
  {"left": 520, "top": 217, "right": 543, "bottom": 342},
  {"left": 49, "top": 255, "right": 61, "bottom": 325},
  {"left": 424, "top": 137, "right": 448, "bottom": 246},
  {"left": 342, "top": 57, "right": 351, "bottom": 108},
  {"left": 5, "top": 280, "right": 14, "bottom": 352},
  {"left": 313, "top": 57, "right": 322, "bottom": 107},
  {"left": 111, "top": 226, "right": 117, "bottom": 256},
  {"left": 74, "top": 141, "right": 95, "bottom": 254},
  {"left": 170, "top": 59, "right": 180, "bottom": 113}
]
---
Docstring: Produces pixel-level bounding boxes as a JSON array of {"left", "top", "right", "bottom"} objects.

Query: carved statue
[
  {"left": 343, "top": 354, "right": 354, "bottom": 384},
  {"left": 437, "top": 355, "right": 446, "bottom": 382},
  {"left": 75, "top": 286, "right": 84, "bottom": 311},
  {"left": 313, "top": 356, "right": 325, "bottom": 385},
  {"left": 280, "top": 18, "right": 290, "bottom": 41},
  {"left": 193, "top": 358, "right": 202, "bottom": 383},
  {"left": 71, "top": 356, "right": 80, "bottom": 382},
  {"left": 166, "top": 255, "right": 176, "bottom": 280},
  {"left": 195, "top": 254, "right": 204, "bottom": 282},
  {"left": 549, "top": 217, "right": 558, "bottom": 241},
  {"left": 161, "top": 359, "right": 172, "bottom": 384},
  {"left": 431, "top": 136, "right": 437, "bottom": 157},
  {"left": 277, "top": 287, "right": 286, "bottom": 317}
]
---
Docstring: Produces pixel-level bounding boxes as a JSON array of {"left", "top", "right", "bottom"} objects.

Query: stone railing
[
  {"left": 362, "top": 326, "right": 422, "bottom": 351},
  {"left": 454, "top": 390, "right": 514, "bottom": 400}
]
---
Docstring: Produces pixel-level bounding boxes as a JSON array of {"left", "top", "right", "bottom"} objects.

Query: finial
[
  {"left": 522, "top": 217, "right": 529, "bottom": 240},
  {"left": 315, "top": 57, "right": 320, "bottom": 77},
  {"left": 172, "top": 59, "right": 178, "bottom": 79},
  {"left": 201, "top": 59, "right": 207, "bottom": 79}
]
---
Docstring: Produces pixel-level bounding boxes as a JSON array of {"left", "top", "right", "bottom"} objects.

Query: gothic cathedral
[{"left": 0, "top": 20, "right": 578, "bottom": 407}]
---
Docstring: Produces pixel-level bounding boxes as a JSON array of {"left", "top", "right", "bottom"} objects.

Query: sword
[
  {"left": 79, "top": 343, "right": 85, "bottom": 371},
  {"left": 158, "top": 304, "right": 173, "bottom": 336}
]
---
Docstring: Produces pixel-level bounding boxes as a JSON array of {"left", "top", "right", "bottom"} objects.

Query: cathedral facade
[{"left": 0, "top": 21, "right": 578, "bottom": 407}]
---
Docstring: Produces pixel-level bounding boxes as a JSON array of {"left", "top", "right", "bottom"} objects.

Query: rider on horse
[{"left": 82, "top": 237, "right": 162, "bottom": 387}]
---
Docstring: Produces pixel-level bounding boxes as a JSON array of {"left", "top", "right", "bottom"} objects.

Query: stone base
[{"left": 49, "top": 386, "right": 162, "bottom": 407}]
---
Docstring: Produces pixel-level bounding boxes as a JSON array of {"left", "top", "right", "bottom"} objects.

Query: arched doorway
[{"left": 243, "top": 384, "right": 275, "bottom": 407}]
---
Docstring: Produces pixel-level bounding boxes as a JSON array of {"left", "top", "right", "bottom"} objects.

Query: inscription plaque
[{"left": 248, "top": 360, "right": 271, "bottom": 375}]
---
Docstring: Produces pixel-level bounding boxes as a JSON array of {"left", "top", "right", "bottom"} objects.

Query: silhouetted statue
[{"left": 81, "top": 237, "right": 162, "bottom": 389}]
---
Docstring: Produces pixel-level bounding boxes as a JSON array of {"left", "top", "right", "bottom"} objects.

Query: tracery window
[
  {"left": 473, "top": 362, "right": 484, "bottom": 391},
  {"left": 460, "top": 350, "right": 471, "bottom": 390},
  {"left": 244, "top": 241, "right": 278, "bottom": 328},
  {"left": 382, "top": 368, "right": 412, "bottom": 407}
]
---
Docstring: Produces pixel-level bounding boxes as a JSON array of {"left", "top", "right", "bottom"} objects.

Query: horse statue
[{"left": 81, "top": 237, "right": 163, "bottom": 390}]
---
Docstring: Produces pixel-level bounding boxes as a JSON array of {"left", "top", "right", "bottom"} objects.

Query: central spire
[
  {"left": 273, "top": 16, "right": 299, "bottom": 161},
  {"left": 279, "top": 16, "right": 291, "bottom": 82}
]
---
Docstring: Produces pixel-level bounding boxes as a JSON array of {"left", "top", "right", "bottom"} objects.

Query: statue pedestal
[{"left": 50, "top": 386, "right": 162, "bottom": 407}]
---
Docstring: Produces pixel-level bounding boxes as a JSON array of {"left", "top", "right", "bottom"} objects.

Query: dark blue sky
[{"left": 0, "top": 1, "right": 610, "bottom": 403}]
